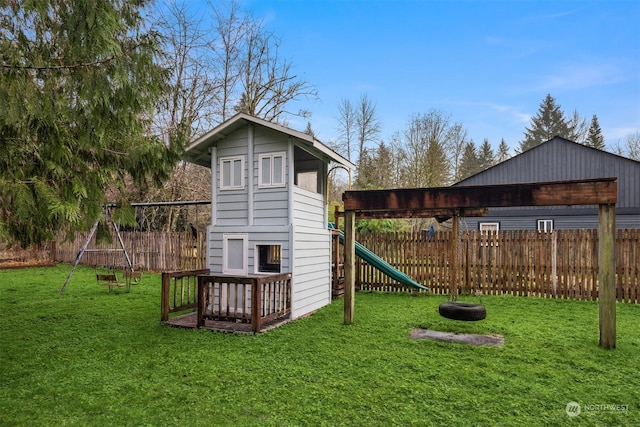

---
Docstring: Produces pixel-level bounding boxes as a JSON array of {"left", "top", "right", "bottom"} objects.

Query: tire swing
[{"left": 438, "top": 214, "right": 487, "bottom": 321}]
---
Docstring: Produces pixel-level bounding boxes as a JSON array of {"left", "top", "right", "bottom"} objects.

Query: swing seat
[
  {"left": 96, "top": 273, "right": 129, "bottom": 293},
  {"left": 439, "top": 301, "right": 486, "bottom": 321},
  {"left": 124, "top": 270, "right": 142, "bottom": 286}
]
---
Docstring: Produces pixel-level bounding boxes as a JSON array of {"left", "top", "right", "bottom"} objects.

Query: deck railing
[
  {"left": 161, "top": 269, "right": 210, "bottom": 321},
  {"left": 197, "top": 273, "right": 292, "bottom": 333}
]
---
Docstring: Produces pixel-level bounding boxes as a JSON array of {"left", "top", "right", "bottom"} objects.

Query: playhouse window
[
  {"left": 223, "top": 234, "right": 247, "bottom": 275},
  {"left": 258, "top": 152, "right": 286, "bottom": 188},
  {"left": 256, "top": 244, "right": 281, "bottom": 274},
  {"left": 537, "top": 219, "right": 554, "bottom": 232},
  {"left": 295, "top": 171, "right": 318, "bottom": 193},
  {"left": 220, "top": 156, "right": 244, "bottom": 190}
]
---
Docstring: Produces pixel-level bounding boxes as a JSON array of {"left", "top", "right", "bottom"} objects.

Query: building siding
[
  {"left": 290, "top": 187, "right": 331, "bottom": 318},
  {"left": 215, "top": 128, "right": 250, "bottom": 226},
  {"left": 292, "top": 226, "right": 331, "bottom": 319},
  {"left": 456, "top": 137, "right": 640, "bottom": 230}
]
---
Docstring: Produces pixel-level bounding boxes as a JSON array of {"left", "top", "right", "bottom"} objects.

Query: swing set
[
  {"left": 60, "top": 206, "right": 137, "bottom": 294},
  {"left": 59, "top": 200, "right": 211, "bottom": 294},
  {"left": 341, "top": 178, "right": 619, "bottom": 349}
]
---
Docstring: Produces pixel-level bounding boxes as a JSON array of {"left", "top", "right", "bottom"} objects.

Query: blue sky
[{"left": 238, "top": 0, "right": 639, "bottom": 153}]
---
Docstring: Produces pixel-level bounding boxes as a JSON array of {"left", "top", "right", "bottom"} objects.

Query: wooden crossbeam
[
  {"left": 334, "top": 208, "right": 488, "bottom": 220},
  {"left": 343, "top": 178, "right": 617, "bottom": 212}
]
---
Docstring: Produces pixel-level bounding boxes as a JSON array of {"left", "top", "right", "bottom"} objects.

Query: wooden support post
[
  {"left": 161, "top": 272, "right": 170, "bottom": 321},
  {"left": 598, "top": 203, "right": 616, "bottom": 349},
  {"left": 197, "top": 276, "right": 206, "bottom": 328},
  {"left": 450, "top": 215, "right": 458, "bottom": 302},
  {"left": 252, "top": 278, "right": 262, "bottom": 333},
  {"left": 344, "top": 210, "right": 355, "bottom": 324}
]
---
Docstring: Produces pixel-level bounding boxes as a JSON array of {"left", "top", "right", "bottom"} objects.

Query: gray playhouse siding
[
  {"left": 206, "top": 226, "right": 291, "bottom": 275},
  {"left": 215, "top": 128, "right": 250, "bottom": 227},
  {"left": 253, "top": 127, "right": 289, "bottom": 226},
  {"left": 292, "top": 187, "right": 331, "bottom": 317},
  {"left": 184, "top": 114, "right": 355, "bottom": 320},
  {"left": 455, "top": 137, "right": 640, "bottom": 230}
]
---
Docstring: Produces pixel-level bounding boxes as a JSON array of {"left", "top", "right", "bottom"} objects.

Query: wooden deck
[{"left": 164, "top": 312, "right": 292, "bottom": 334}]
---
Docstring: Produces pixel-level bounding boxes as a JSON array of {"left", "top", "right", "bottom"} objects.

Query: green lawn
[{"left": 1, "top": 265, "right": 638, "bottom": 426}]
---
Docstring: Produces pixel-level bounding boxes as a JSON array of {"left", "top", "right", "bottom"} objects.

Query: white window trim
[
  {"left": 222, "top": 234, "right": 248, "bottom": 275},
  {"left": 479, "top": 222, "right": 499, "bottom": 247},
  {"left": 254, "top": 243, "right": 283, "bottom": 275},
  {"left": 537, "top": 219, "right": 554, "bottom": 232},
  {"left": 219, "top": 156, "right": 245, "bottom": 190},
  {"left": 479, "top": 222, "right": 500, "bottom": 232},
  {"left": 258, "top": 152, "right": 286, "bottom": 188}
]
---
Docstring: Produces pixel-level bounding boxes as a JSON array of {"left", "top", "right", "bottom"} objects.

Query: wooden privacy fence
[
  {"left": 56, "top": 231, "right": 207, "bottom": 272},
  {"left": 0, "top": 241, "right": 56, "bottom": 269},
  {"left": 161, "top": 269, "right": 210, "bottom": 321},
  {"left": 197, "top": 273, "right": 292, "bottom": 333},
  {"left": 355, "top": 229, "right": 640, "bottom": 303}
]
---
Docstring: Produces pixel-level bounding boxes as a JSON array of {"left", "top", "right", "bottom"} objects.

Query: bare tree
[
  {"left": 154, "top": 1, "right": 220, "bottom": 142},
  {"left": 623, "top": 132, "right": 640, "bottom": 160},
  {"left": 234, "top": 25, "right": 317, "bottom": 123},
  {"left": 613, "top": 132, "right": 640, "bottom": 161},
  {"left": 145, "top": 2, "right": 222, "bottom": 230},
  {"left": 567, "top": 109, "right": 589, "bottom": 143},
  {"left": 212, "top": 0, "right": 249, "bottom": 122},
  {"left": 356, "top": 93, "right": 381, "bottom": 165},
  {"left": 446, "top": 123, "right": 469, "bottom": 182},
  {"left": 136, "top": 0, "right": 319, "bottom": 230},
  {"left": 397, "top": 111, "right": 452, "bottom": 188},
  {"left": 336, "top": 98, "right": 356, "bottom": 162}
]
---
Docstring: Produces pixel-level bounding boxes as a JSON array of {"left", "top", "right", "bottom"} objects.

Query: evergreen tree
[
  {"left": 355, "top": 142, "right": 395, "bottom": 190},
  {"left": 458, "top": 142, "right": 480, "bottom": 180},
  {"left": 519, "top": 94, "right": 570, "bottom": 153},
  {"left": 304, "top": 121, "right": 316, "bottom": 138},
  {"left": 496, "top": 138, "right": 510, "bottom": 163},
  {"left": 585, "top": 115, "right": 605, "bottom": 150},
  {"left": 478, "top": 138, "right": 495, "bottom": 171},
  {"left": 0, "top": 0, "right": 182, "bottom": 246},
  {"left": 375, "top": 141, "right": 394, "bottom": 189},
  {"left": 354, "top": 147, "right": 377, "bottom": 189}
]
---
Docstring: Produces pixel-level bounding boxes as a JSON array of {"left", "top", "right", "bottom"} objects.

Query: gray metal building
[{"left": 453, "top": 136, "right": 640, "bottom": 230}]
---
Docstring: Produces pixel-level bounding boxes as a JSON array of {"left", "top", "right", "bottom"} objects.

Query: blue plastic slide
[{"left": 329, "top": 224, "right": 429, "bottom": 291}]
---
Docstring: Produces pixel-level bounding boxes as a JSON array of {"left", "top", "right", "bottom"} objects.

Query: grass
[{"left": 1, "top": 265, "right": 639, "bottom": 426}]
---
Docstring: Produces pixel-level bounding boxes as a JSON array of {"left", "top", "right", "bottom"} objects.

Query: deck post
[
  {"left": 197, "top": 276, "right": 206, "bottom": 328},
  {"left": 252, "top": 278, "right": 262, "bottom": 333},
  {"left": 598, "top": 203, "right": 616, "bottom": 349},
  {"left": 344, "top": 209, "right": 356, "bottom": 324},
  {"left": 161, "top": 272, "right": 169, "bottom": 321}
]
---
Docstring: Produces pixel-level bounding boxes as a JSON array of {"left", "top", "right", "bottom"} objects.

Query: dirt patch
[{"left": 410, "top": 329, "right": 504, "bottom": 346}]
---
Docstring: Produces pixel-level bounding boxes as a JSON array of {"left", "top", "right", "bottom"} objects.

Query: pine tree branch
[{"left": 1, "top": 43, "right": 141, "bottom": 71}]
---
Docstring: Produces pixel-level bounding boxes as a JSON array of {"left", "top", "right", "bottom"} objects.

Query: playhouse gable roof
[{"left": 182, "top": 113, "right": 355, "bottom": 169}]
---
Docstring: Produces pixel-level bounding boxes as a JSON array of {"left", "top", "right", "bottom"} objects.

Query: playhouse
[{"left": 181, "top": 113, "right": 355, "bottom": 321}]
